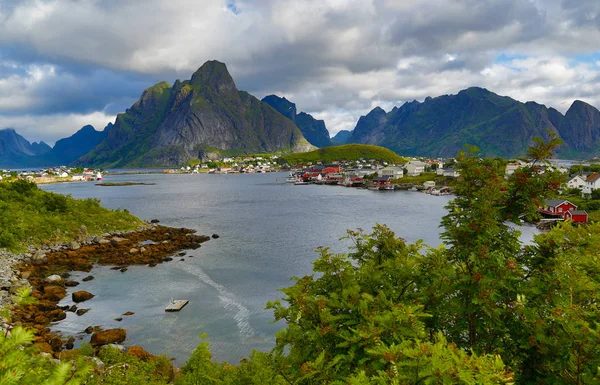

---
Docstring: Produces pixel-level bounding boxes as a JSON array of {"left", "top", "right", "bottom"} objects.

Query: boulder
[
  {"left": 45, "top": 275, "right": 63, "bottom": 284},
  {"left": 76, "top": 308, "right": 89, "bottom": 316},
  {"left": 72, "top": 291, "right": 94, "bottom": 303},
  {"left": 129, "top": 248, "right": 138, "bottom": 254},
  {"left": 47, "top": 309, "right": 67, "bottom": 321},
  {"left": 69, "top": 241, "right": 81, "bottom": 250},
  {"left": 150, "top": 219, "right": 160, "bottom": 223},
  {"left": 64, "top": 280, "right": 80, "bottom": 287},
  {"left": 122, "top": 311, "right": 135, "bottom": 316},
  {"left": 120, "top": 268, "right": 128, "bottom": 273},
  {"left": 44, "top": 286, "right": 67, "bottom": 301},
  {"left": 211, "top": 234, "right": 220, "bottom": 239},
  {"left": 31, "top": 251, "right": 47, "bottom": 266},
  {"left": 85, "top": 326, "right": 102, "bottom": 334},
  {"left": 82, "top": 275, "right": 94, "bottom": 282},
  {"left": 127, "top": 346, "right": 155, "bottom": 361},
  {"left": 91, "top": 328, "right": 126, "bottom": 346}
]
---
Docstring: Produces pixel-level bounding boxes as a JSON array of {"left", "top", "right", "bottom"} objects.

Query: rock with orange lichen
[
  {"left": 91, "top": 328, "right": 126, "bottom": 346},
  {"left": 43, "top": 286, "right": 66, "bottom": 301},
  {"left": 127, "top": 345, "right": 155, "bottom": 361},
  {"left": 72, "top": 290, "right": 94, "bottom": 302}
]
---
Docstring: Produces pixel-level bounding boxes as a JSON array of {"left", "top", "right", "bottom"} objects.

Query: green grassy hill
[{"left": 279, "top": 144, "right": 406, "bottom": 165}]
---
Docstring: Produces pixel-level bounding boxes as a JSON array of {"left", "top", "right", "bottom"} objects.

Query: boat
[
  {"left": 294, "top": 180, "right": 310, "bottom": 185},
  {"left": 96, "top": 172, "right": 102, "bottom": 181}
]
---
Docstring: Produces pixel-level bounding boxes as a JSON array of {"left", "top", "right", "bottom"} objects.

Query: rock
[
  {"left": 67, "top": 305, "right": 77, "bottom": 312},
  {"left": 56, "top": 349, "right": 80, "bottom": 360},
  {"left": 140, "top": 247, "right": 146, "bottom": 253},
  {"left": 180, "top": 258, "right": 185, "bottom": 261},
  {"left": 129, "top": 248, "right": 138, "bottom": 254},
  {"left": 85, "top": 326, "right": 102, "bottom": 334},
  {"left": 120, "top": 268, "right": 128, "bottom": 273},
  {"left": 72, "top": 291, "right": 94, "bottom": 303},
  {"left": 61, "top": 272, "right": 71, "bottom": 279},
  {"left": 59, "top": 305, "right": 70, "bottom": 311},
  {"left": 65, "top": 337, "right": 75, "bottom": 350},
  {"left": 82, "top": 275, "right": 94, "bottom": 282},
  {"left": 178, "top": 252, "right": 186, "bottom": 256},
  {"left": 110, "top": 266, "right": 121, "bottom": 270},
  {"left": 91, "top": 357, "right": 105, "bottom": 370},
  {"left": 76, "top": 309, "right": 89, "bottom": 316},
  {"left": 127, "top": 346, "right": 155, "bottom": 361},
  {"left": 148, "top": 262, "right": 157, "bottom": 267},
  {"left": 47, "top": 309, "right": 67, "bottom": 321},
  {"left": 64, "top": 280, "right": 80, "bottom": 287},
  {"left": 98, "top": 239, "right": 110, "bottom": 245},
  {"left": 45, "top": 275, "right": 63, "bottom": 283},
  {"left": 122, "top": 311, "right": 135, "bottom": 316},
  {"left": 33, "top": 342, "right": 54, "bottom": 354},
  {"left": 110, "top": 237, "right": 127, "bottom": 246},
  {"left": 163, "top": 257, "right": 173, "bottom": 262},
  {"left": 150, "top": 219, "right": 160, "bottom": 223},
  {"left": 69, "top": 241, "right": 81, "bottom": 250},
  {"left": 188, "top": 255, "right": 194, "bottom": 258},
  {"left": 44, "top": 286, "right": 67, "bottom": 301},
  {"left": 114, "top": 317, "right": 123, "bottom": 322},
  {"left": 31, "top": 251, "right": 47, "bottom": 265},
  {"left": 91, "top": 329, "right": 126, "bottom": 346},
  {"left": 211, "top": 234, "right": 220, "bottom": 239}
]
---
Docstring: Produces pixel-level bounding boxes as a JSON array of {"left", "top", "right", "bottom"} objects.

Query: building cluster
[{"left": 0, "top": 167, "right": 102, "bottom": 182}]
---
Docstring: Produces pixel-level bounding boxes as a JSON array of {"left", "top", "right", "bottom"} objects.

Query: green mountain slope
[
  {"left": 348, "top": 87, "right": 600, "bottom": 159},
  {"left": 280, "top": 144, "right": 406, "bottom": 165}
]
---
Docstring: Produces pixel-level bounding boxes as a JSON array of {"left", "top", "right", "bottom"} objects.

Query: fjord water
[{"left": 41, "top": 173, "right": 537, "bottom": 363}]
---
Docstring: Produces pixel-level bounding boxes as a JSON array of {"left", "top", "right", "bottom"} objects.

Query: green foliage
[
  {"left": 0, "top": 180, "right": 141, "bottom": 251},
  {"left": 280, "top": 144, "right": 407, "bottom": 165}
]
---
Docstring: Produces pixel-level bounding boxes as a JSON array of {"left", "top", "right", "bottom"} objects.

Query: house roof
[
  {"left": 586, "top": 172, "right": 600, "bottom": 183},
  {"left": 570, "top": 210, "right": 588, "bottom": 216},
  {"left": 544, "top": 199, "right": 571, "bottom": 208}
]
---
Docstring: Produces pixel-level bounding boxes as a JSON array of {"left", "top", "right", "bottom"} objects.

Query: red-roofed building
[{"left": 564, "top": 210, "right": 588, "bottom": 223}]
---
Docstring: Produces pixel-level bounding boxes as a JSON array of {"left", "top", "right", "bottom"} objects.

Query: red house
[
  {"left": 564, "top": 210, "right": 588, "bottom": 223},
  {"left": 538, "top": 199, "right": 577, "bottom": 218}
]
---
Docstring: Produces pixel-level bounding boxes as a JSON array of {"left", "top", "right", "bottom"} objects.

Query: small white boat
[
  {"left": 294, "top": 180, "right": 310, "bottom": 185},
  {"left": 96, "top": 172, "right": 102, "bottom": 181}
]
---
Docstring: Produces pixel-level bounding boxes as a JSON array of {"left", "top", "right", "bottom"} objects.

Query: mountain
[
  {"left": 331, "top": 130, "right": 352, "bottom": 145},
  {"left": 30, "top": 141, "right": 52, "bottom": 155},
  {"left": 0, "top": 125, "right": 107, "bottom": 168},
  {"left": 76, "top": 61, "right": 312, "bottom": 168},
  {"left": 44, "top": 125, "right": 108, "bottom": 165},
  {"left": 347, "top": 87, "right": 600, "bottom": 159},
  {"left": 262, "top": 95, "right": 333, "bottom": 148}
]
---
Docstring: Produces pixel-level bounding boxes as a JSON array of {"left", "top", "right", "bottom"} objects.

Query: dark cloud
[{"left": 2, "top": 0, "right": 600, "bottom": 140}]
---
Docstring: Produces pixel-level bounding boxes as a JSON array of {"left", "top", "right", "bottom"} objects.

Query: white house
[
  {"left": 443, "top": 168, "right": 460, "bottom": 178},
  {"left": 406, "top": 160, "right": 426, "bottom": 176},
  {"left": 380, "top": 167, "right": 403, "bottom": 179},
  {"left": 423, "top": 181, "right": 436, "bottom": 188},
  {"left": 505, "top": 162, "right": 522, "bottom": 176},
  {"left": 583, "top": 173, "right": 600, "bottom": 195},
  {"left": 567, "top": 175, "right": 586, "bottom": 190}
]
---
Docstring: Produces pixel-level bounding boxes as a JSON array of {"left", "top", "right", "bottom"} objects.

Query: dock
[{"left": 165, "top": 300, "right": 189, "bottom": 312}]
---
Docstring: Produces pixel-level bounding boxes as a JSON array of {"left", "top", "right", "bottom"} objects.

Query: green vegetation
[
  {"left": 391, "top": 172, "right": 449, "bottom": 185},
  {"left": 280, "top": 144, "right": 407, "bottom": 165},
  {"left": 0, "top": 180, "right": 141, "bottom": 251}
]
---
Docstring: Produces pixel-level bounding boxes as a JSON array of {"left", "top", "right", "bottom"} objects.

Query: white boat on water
[{"left": 294, "top": 180, "right": 310, "bottom": 185}]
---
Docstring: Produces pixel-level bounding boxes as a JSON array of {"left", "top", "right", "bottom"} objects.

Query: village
[{"left": 0, "top": 167, "right": 103, "bottom": 184}]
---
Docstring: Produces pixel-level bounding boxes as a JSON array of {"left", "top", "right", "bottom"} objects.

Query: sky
[{"left": 2, "top": 0, "right": 600, "bottom": 145}]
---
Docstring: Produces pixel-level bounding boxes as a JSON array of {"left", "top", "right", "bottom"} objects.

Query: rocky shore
[{"left": 1, "top": 223, "right": 213, "bottom": 358}]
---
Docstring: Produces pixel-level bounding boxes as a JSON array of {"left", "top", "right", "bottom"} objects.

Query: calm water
[{"left": 41, "top": 173, "right": 537, "bottom": 363}]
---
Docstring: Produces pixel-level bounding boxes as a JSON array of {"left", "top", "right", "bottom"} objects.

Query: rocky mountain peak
[{"left": 190, "top": 60, "right": 236, "bottom": 94}]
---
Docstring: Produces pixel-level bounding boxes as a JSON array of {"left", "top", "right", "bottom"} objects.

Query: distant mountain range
[
  {"left": 4, "top": 66, "right": 600, "bottom": 168},
  {"left": 0, "top": 125, "right": 107, "bottom": 168},
  {"left": 342, "top": 87, "right": 600, "bottom": 159}
]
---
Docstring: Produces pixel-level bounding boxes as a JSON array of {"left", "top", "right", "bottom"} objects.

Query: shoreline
[{"left": 3, "top": 223, "right": 214, "bottom": 359}]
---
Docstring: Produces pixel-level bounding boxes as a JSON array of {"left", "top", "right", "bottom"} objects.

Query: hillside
[
  {"left": 348, "top": 87, "right": 600, "bottom": 159},
  {"left": 76, "top": 61, "right": 313, "bottom": 168},
  {"left": 279, "top": 144, "right": 406, "bottom": 165}
]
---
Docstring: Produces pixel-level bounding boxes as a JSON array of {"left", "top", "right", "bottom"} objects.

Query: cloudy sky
[{"left": 2, "top": 0, "right": 600, "bottom": 145}]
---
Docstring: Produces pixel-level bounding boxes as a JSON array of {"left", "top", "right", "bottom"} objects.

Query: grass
[
  {"left": 280, "top": 144, "right": 407, "bottom": 165},
  {"left": 0, "top": 180, "right": 142, "bottom": 252},
  {"left": 391, "top": 172, "right": 450, "bottom": 185}
]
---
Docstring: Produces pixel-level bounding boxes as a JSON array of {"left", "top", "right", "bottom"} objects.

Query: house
[
  {"left": 372, "top": 177, "right": 392, "bottom": 188},
  {"left": 583, "top": 173, "right": 600, "bottom": 195},
  {"left": 567, "top": 175, "right": 586, "bottom": 190},
  {"left": 564, "top": 210, "right": 588, "bottom": 223},
  {"left": 423, "top": 181, "right": 435, "bottom": 188},
  {"left": 505, "top": 162, "right": 522, "bottom": 176},
  {"left": 406, "top": 161, "right": 426, "bottom": 176},
  {"left": 380, "top": 167, "right": 403, "bottom": 179},
  {"left": 538, "top": 199, "right": 577, "bottom": 218},
  {"left": 443, "top": 168, "right": 460, "bottom": 178}
]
